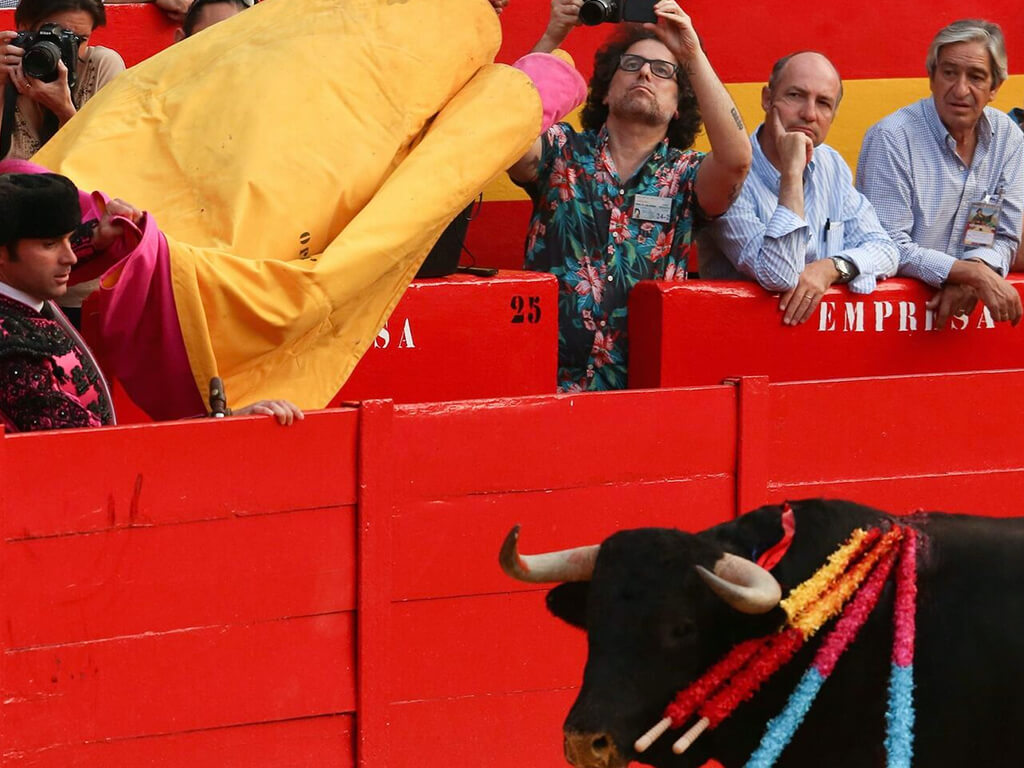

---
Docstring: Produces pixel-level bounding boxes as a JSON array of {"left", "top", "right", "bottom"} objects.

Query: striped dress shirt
[
  {"left": 856, "top": 98, "right": 1024, "bottom": 287},
  {"left": 699, "top": 127, "right": 898, "bottom": 294}
]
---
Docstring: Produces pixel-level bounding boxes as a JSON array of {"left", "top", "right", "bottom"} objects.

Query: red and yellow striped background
[
  {"left": 1, "top": 1, "right": 1020, "bottom": 267},
  {"left": 471, "top": 0, "right": 1024, "bottom": 266}
]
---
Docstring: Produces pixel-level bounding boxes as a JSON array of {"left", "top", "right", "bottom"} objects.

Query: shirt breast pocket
[{"left": 824, "top": 220, "right": 845, "bottom": 257}]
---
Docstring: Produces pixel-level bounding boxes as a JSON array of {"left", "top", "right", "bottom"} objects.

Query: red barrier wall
[
  {"left": 80, "top": 270, "right": 557, "bottom": 420},
  {"left": 5, "top": 370, "right": 1024, "bottom": 766},
  {"left": 0, "top": 410, "right": 361, "bottom": 766},
  {"left": 629, "top": 277, "right": 1024, "bottom": 390},
  {"left": 332, "top": 271, "right": 557, "bottom": 406}
]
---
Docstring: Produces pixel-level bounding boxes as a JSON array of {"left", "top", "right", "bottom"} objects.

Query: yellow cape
[{"left": 35, "top": 0, "right": 541, "bottom": 409}]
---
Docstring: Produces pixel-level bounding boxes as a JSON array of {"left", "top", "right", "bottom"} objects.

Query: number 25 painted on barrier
[{"left": 510, "top": 295, "right": 542, "bottom": 324}]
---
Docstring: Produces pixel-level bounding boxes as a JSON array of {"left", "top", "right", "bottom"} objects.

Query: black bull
[{"left": 499, "top": 498, "right": 1024, "bottom": 768}]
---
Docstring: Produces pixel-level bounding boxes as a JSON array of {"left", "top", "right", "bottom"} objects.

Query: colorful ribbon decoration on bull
[
  {"left": 634, "top": 523, "right": 918, "bottom": 763},
  {"left": 885, "top": 528, "right": 918, "bottom": 768}
]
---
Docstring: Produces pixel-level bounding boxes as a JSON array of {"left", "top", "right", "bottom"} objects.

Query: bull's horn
[
  {"left": 499, "top": 525, "right": 599, "bottom": 583},
  {"left": 696, "top": 553, "right": 782, "bottom": 614}
]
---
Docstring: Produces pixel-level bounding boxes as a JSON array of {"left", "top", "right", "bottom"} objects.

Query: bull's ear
[{"left": 546, "top": 582, "right": 589, "bottom": 629}]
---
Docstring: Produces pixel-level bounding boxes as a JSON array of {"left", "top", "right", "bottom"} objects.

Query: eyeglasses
[{"left": 618, "top": 54, "right": 679, "bottom": 80}]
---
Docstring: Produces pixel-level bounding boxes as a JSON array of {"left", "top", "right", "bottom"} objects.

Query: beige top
[{"left": 4, "top": 45, "right": 125, "bottom": 161}]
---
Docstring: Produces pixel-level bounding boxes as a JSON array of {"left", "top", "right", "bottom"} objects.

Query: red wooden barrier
[
  {"left": 745, "top": 370, "right": 1024, "bottom": 517},
  {"left": 358, "top": 389, "right": 738, "bottom": 768},
  {"left": 80, "top": 270, "right": 556, "bottom": 420},
  {"left": 332, "top": 271, "right": 557, "bottom": 405},
  {"left": 629, "top": 277, "right": 1024, "bottom": 389},
  {"left": 0, "top": 411, "right": 360, "bottom": 767},
  {"left": 4, "top": 371, "right": 1024, "bottom": 766}
]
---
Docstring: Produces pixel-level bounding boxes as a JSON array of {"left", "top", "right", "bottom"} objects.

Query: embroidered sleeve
[{"left": 0, "top": 355, "right": 99, "bottom": 432}]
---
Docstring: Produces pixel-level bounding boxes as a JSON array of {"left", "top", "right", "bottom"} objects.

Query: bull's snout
[{"left": 563, "top": 730, "right": 627, "bottom": 768}]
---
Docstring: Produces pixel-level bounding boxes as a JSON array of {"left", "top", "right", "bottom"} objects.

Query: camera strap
[{"left": 0, "top": 83, "right": 18, "bottom": 160}]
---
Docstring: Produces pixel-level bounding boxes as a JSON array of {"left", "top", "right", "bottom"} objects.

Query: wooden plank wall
[
  {"left": 4, "top": 371, "right": 1024, "bottom": 766},
  {"left": 629, "top": 278, "right": 1024, "bottom": 390},
  {"left": 0, "top": 411, "right": 361, "bottom": 767},
  {"left": 357, "top": 373, "right": 1024, "bottom": 768},
  {"left": 749, "top": 370, "right": 1024, "bottom": 516},
  {"left": 356, "top": 388, "right": 739, "bottom": 767}
]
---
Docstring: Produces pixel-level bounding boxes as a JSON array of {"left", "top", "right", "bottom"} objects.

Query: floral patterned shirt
[{"left": 521, "top": 123, "right": 705, "bottom": 391}]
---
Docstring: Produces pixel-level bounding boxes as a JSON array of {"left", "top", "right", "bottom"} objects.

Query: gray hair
[
  {"left": 926, "top": 19, "right": 1008, "bottom": 89},
  {"left": 767, "top": 51, "right": 844, "bottom": 109}
]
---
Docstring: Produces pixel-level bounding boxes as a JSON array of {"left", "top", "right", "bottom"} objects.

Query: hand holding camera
[
  {"left": 9, "top": 57, "right": 75, "bottom": 122},
  {"left": 0, "top": 30, "right": 25, "bottom": 90},
  {"left": 642, "top": 0, "right": 702, "bottom": 65},
  {"left": 578, "top": 0, "right": 655, "bottom": 25},
  {"left": 3, "top": 23, "right": 81, "bottom": 124},
  {"left": 577, "top": 0, "right": 702, "bottom": 66},
  {"left": 533, "top": 0, "right": 583, "bottom": 53}
]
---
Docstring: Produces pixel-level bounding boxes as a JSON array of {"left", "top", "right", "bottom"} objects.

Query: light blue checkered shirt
[
  {"left": 699, "top": 127, "right": 898, "bottom": 294},
  {"left": 856, "top": 98, "right": 1024, "bottom": 287}
]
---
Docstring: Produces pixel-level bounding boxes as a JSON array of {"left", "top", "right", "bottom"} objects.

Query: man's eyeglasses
[{"left": 617, "top": 54, "right": 679, "bottom": 80}]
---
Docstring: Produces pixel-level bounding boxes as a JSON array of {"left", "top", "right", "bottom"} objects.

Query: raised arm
[
  {"left": 645, "top": 1, "right": 750, "bottom": 216},
  {"left": 532, "top": 0, "right": 583, "bottom": 53},
  {"left": 509, "top": 0, "right": 586, "bottom": 183}
]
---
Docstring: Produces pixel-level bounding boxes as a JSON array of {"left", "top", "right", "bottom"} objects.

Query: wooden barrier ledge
[
  {"left": 629, "top": 276, "right": 1024, "bottom": 390},
  {"left": 4, "top": 371, "right": 1024, "bottom": 766}
]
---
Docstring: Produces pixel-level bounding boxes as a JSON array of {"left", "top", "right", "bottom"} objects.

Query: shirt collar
[
  {"left": 0, "top": 281, "right": 44, "bottom": 313},
  {"left": 923, "top": 96, "right": 994, "bottom": 152},
  {"left": 598, "top": 124, "right": 671, "bottom": 174}
]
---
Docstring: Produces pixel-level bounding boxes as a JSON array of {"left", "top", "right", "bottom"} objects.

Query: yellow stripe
[{"left": 484, "top": 74, "right": 1024, "bottom": 202}]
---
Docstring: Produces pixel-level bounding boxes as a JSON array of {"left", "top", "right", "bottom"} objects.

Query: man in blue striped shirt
[
  {"left": 699, "top": 52, "right": 898, "bottom": 326},
  {"left": 857, "top": 19, "right": 1023, "bottom": 328}
]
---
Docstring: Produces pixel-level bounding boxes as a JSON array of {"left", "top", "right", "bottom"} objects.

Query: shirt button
[
  {"left": 607, "top": 275, "right": 614, "bottom": 282},
  {"left": 587, "top": 364, "right": 594, "bottom": 370},
  {"left": 599, "top": 320, "right": 606, "bottom": 327}
]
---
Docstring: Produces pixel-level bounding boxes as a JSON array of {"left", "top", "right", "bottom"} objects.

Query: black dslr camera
[
  {"left": 11, "top": 23, "right": 82, "bottom": 88},
  {"left": 578, "top": 0, "right": 657, "bottom": 25}
]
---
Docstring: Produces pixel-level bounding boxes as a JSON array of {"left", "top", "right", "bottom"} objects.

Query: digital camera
[
  {"left": 11, "top": 23, "right": 82, "bottom": 88},
  {"left": 578, "top": 0, "right": 657, "bottom": 25}
]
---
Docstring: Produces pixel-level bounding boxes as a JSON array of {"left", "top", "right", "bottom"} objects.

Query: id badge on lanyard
[{"left": 963, "top": 186, "right": 1004, "bottom": 248}]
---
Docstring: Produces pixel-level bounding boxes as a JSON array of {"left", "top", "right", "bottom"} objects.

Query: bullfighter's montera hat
[{"left": 0, "top": 173, "right": 81, "bottom": 244}]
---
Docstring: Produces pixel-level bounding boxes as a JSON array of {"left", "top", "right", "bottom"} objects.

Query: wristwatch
[{"left": 831, "top": 256, "right": 857, "bottom": 284}]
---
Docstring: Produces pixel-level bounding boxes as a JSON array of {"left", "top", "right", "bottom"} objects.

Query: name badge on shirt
[
  {"left": 633, "top": 194, "right": 672, "bottom": 223},
  {"left": 963, "top": 199, "right": 1001, "bottom": 247}
]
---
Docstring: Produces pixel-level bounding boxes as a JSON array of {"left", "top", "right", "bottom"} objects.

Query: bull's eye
[{"left": 662, "top": 619, "right": 696, "bottom": 649}]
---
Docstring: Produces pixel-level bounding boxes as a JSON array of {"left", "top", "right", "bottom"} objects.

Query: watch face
[{"left": 833, "top": 257, "right": 852, "bottom": 281}]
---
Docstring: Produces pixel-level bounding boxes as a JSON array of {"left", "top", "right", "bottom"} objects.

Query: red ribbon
[{"left": 756, "top": 503, "right": 796, "bottom": 571}]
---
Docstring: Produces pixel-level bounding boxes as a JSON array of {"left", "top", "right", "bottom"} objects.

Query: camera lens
[
  {"left": 22, "top": 41, "right": 61, "bottom": 82},
  {"left": 579, "top": 0, "right": 618, "bottom": 25}
]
